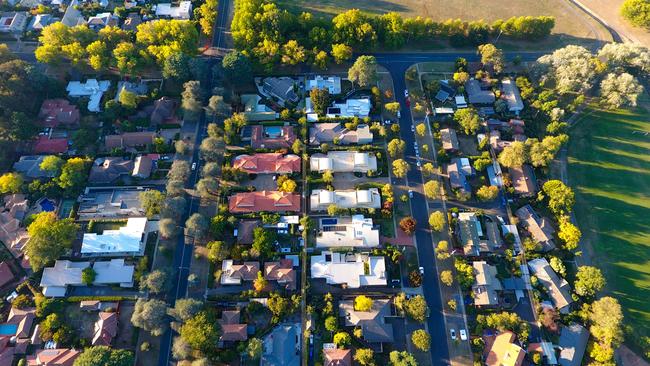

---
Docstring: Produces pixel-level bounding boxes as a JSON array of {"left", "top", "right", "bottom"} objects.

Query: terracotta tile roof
[
  {"left": 39, "top": 99, "right": 80, "bottom": 128},
  {"left": 0, "top": 262, "right": 14, "bottom": 288},
  {"left": 0, "top": 337, "right": 14, "bottom": 366},
  {"left": 232, "top": 153, "right": 300, "bottom": 174},
  {"left": 324, "top": 348, "right": 352, "bottom": 366},
  {"left": 218, "top": 310, "right": 248, "bottom": 342},
  {"left": 250, "top": 125, "right": 296, "bottom": 149},
  {"left": 92, "top": 312, "right": 118, "bottom": 346},
  {"left": 33, "top": 136, "right": 68, "bottom": 154},
  {"left": 510, "top": 165, "right": 537, "bottom": 197},
  {"left": 7, "top": 307, "right": 36, "bottom": 338},
  {"left": 264, "top": 259, "right": 296, "bottom": 290},
  {"left": 485, "top": 331, "right": 525, "bottom": 366},
  {"left": 227, "top": 262, "right": 259, "bottom": 281},
  {"left": 27, "top": 349, "right": 80, "bottom": 366},
  {"left": 228, "top": 191, "right": 300, "bottom": 213}
]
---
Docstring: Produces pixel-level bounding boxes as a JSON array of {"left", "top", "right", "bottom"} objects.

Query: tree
[
  {"left": 118, "top": 89, "right": 137, "bottom": 109},
  {"left": 0, "top": 173, "right": 23, "bottom": 193},
  {"left": 558, "top": 217, "right": 581, "bottom": 250},
  {"left": 549, "top": 256, "right": 567, "bottom": 277},
  {"left": 168, "top": 160, "right": 190, "bottom": 181},
  {"left": 175, "top": 140, "right": 191, "bottom": 155},
  {"left": 196, "top": 177, "right": 219, "bottom": 198},
  {"left": 172, "top": 336, "right": 191, "bottom": 360},
  {"left": 73, "top": 346, "right": 134, "bottom": 366},
  {"left": 384, "top": 102, "right": 401, "bottom": 114},
  {"left": 621, "top": 0, "right": 650, "bottom": 28},
  {"left": 428, "top": 211, "right": 445, "bottom": 232},
  {"left": 389, "top": 351, "right": 417, "bottom": 366},
  {"left": 162, "top": 52, "right": 190, "bottom": 80},
  {"left": 181, "top": 80, "right": 203, "bottom": 120},
  {"left": 277, "top": 176, "right": 297, "bottom": 193},
  {"left": 195, "top": 0, "right": 218, "bottom": 35},
  {"left": 542, "top": 180, "right": 575, "bottom": 216},
  {"left": 392, "top": 159, "right": 410, "bottom": 178},
  {"left": 253, "top": 271, "right": 268, "bottom": 292},
  {"left": 247, "top": 338, "right": 263, "bottom": 359},
  {"left": 498, "top": 141, "right": 527, "bottom": 168},
  {"left": 310, "top": 88, "right": 330, "bottom": 116},
  {"left": 404, "top": 295, "right": 427, "bottom": 322},
  {"left": 331, "top": 43, "right": 353, "bottom": 64},
  {"left": 179, "top": 310, "right": 221, "bottom": 354},
  {"left": 387, "top": 138, "right": 406, "bottom": 158},
  {"left": 252, "top": 227, "right": 276, "bottom": 259},
  {"left": 478, "top": 43, "right": 504, "bottom": 73},
  {"left": 453, "top": 71, "right": 469, "bottom": 85},
  {"left": 81, "top": 267, "right": 96, "bottom": 285},
  {"left": 206, "top": 240, "right": 228, "bottom": 263},
  {"left": 40, "top": 156, "right": 64, "bottom": 174},
  {"left": 526, "top": 135, "right": 568, "bottom": 167},
  {"left": 354, "top": 348, "right": 375, "bottom": 366},
  {"left": 436, "top": 240, "right": 450, "bottom": 260},
  {"left": 535, "top": 45, "right": 597, "bottom": 94},
  {"left": 354, "top": 295, "right": 374, "bottom": 311},
  {"left": 600, "top": 72, "right": 644, "bottom": 109},
  {"left": 222, "top": 51, "right": 252, "bottom": 83},
  {"left": 399, "top": 216, "right": 417, "bottom": 235},
  {"left": 590, "top": 296, "right": 624, "bottom": 347},
  {"left": 200, "top": 137, "right": 221, "bottom": 162},
  {"left": 423, "top": 180, "right": 441, "bottom": 199},
  {"left": 348, "top": 55, "right": 378, "bottom": 87},
  {"left": 139, "top": 190, "right": 165, "bottom": 218},
  {"left": 411, "top": 329, "right": 431, "bottom": 351},
  {"left": 207, "top": 95, "right": 229, "bottom": 119},
  {"left": 422, "top": 162, "right": 436, "bottom": 176},
  {"left": 57, "top": 157, "right": 89, "bottom": 192},
  {"left": 170, "top": 298, "right": 203, "bottom": 322},
  {"left": 440, "top": 270, "right": 454, "bottom": 286},
  {"left": 267, "top": 292, "right": 294, "bottom": 323},
  {"left": 324, "top": 315, "right": 339, "bottom": 332},
  {"left": 574, "top": 266, "right": 606, "bottom": 298},
  {"left": 185, "top": 213, "right": 208, "bottom": 239},
  {"left": 454, "top": 258, "right": 475, "bottom": 289},
  {"left": 12, "top": 294, "right": 33, "bottom": 309},
  {"left": 416, "top": 123, "right": 426, "bottom": 136},
  {"left": 476, "top": 185, "right": 499, "bottom": 201},
  {"left": 453, "top": 108, "right": 480, "bottom": 135},
  {"left": 140, "top": 270, "right": 170, "bottom": 294},
  {"left": 333, "top": 331, "right": 352, "bottom": 348},
  {"left": 131, "top": 299, "right": 169, "bottom": 336},
  {"left": 26, "top": 212, "right": 78, "bottom": 271},
  {"left": 281, "top": 40, "right": 306, "bottom": 65},
  {"left": 476, "top": 312, "right": 530, "bottom": 341},
  {"left": 159, "top": 218, "right": 178, "bottom": 239},
  {"left": 314, "top": 50, "right": 329, "bottom": 70}
]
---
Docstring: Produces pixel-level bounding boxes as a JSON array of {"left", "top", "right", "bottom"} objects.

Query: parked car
[
  {"left": 404, "top": 89, "right": 409, "bottom": 97},
  {"left": 450, "top": 329, "right": 457, "bottom": 340},
  {"left": 191, "top": 162, "right": 197, "bottom": 171},
  {"left": 419, "top": 266, "right": 424, "bottom": 275},
  {"left": 397, "top": 110, "right": 401, "bottom": 118},
  {"left": 411, "top": 124, "right": 415, "bottom": 132},
  {"left": 460, "top": 329, "right": 468, "bottom": 341},
  {"left": 408, "top": 190, "right": 414, "bottom": 198}
]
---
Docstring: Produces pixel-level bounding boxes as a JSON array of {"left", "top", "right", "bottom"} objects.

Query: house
[
  {"left": 311, "top": 189, "right": 381, "bottom": 211},
  {"left": 4, "top": 307, "right": 36, "bottom": 338},
  {"left": 558, "top": 323, "right": 589, "bottom": 366},
  {"left": 61, "top": 0, "right": 84, "bottom": 27},
  {"left": 309, "top": 123, "right": 373, "bottom": 145},
  {"left": 311, "top": 251, "right": 386, "bottom": 288},
  {"left": 264, "top": 259, "right": 296, "bottom": 290},
  {"left": 0, "top": 336, "right": 16, "bottom": 366},
  {"left": 258, "top": 77, "right": 300, "bottom": 106},
  {"left": 86, "top": 12, "right": 119, "bottom": 30},
  {"left": 440, "top": 128, "right": 459, "bottom": 152},
  {"left": 92, "top": 312, "right": 118, "bottom": 346},
  {"left": 33, "top": 136, "right": 68, "bottom": 154},
  {"left": 489, "top": 130, "right": 526, "bottom": 152},
  {"left": 229, "top": 191, "right": 300, "bottom": 213},
  {"left": 310, "top": 151, "right": 377, "bottom": 173},
  {"left": 132, "top": 155, "right": 153, "bottom": 179},
  {"left": 39, "top": 99, "right": 80, "bottom": 128},
  {"left": 323, "top": 348, "right": 352, "bottom": 366},
  {"left": 232, "top": 153, "right": 301, "bottom": 175},
  {"left": 236, "top": 219, "right": 261, "bottom": 245},
  {"left": 150, "top": 97, "right": 178, "bottom": 126},
  {"left": 326, "top": 98, "right": 371, "bottom": 118},
  {"left": 455, "top": 95, "right": 468, "bottom": 108},
  {"left": 249, "top": 125, "right": 296, "bottom": 149},
  {"left": 339, "top": 298, "right": 394, "bottom": 344},
  {"left": 40, "top": 259, "right": 134, "bottom": 297},
  {"left": 0, "top": 194, "right": 29, "bottom": 253},
  {"left": 306, "top": 76, "right": 341, "bottom": 94},
  {"left": 79, "top": 300, "right": 118, "bottom": 311},
  {"left": 261, "top": 323, "right": 301, "bottom": 366},
  {"left": 472, "top": 261, "right": 502, "bottom": 307},
  {"left": 509, "top": 119, "right": 526, "bottom": 135},
  {"left": 220, "top": 260, "right": 259, "bottom": 285},
  {"left": 0, "top": 262, "right": 14, "bottom": 288},
  {"left": 27, "top": 349, "right": 80, "bottom": 366},
  {"left": 66, "top": 79, "right": 111, "bottom": 112},
  {"left": 121, "top": 13, "right": 141, "bottom": 31},
  {"left": 81, "top": 217, "right": 148, "bottom": 257},
  {"left": 447, "top": 158, "right": 473, "bottom": 195},
  {"left": 458, "top": 212, "right": 502, "bottom": 256},
  {"left": 218, "top": 310, "right": 248, "bottom": 342},
  {"left": 241, "top": 94, "right": 277, "bottom": 121},
  {"left": 528, "top": 258, "right": 573, "bottom": 313},
  {"left": 104, "top": 132, "right": 156, "bottom": 150},
  {"left": 77, "top": 187, "right": 148, "bottom": 220},
  {"left": 0, "top": 12, "right": 27, "bottom": 33},
  {"left": 515, "top": 205, "right": 556, "bottom": 251},
  {"left": 501, "top": 79, "right": 524, "bottom": 114},
  {"left": 13, "top": 156, "right": 57, "bottom": 180},
  {"left": 509, "top": 165, "right": 537, "bottom": 197},
  {"left": 88, "top": 157, "right": 134, "bottom": 184},
  {"left": 485, "top": 331, "right": 525, "bottom": 366},
  {"left": 154, "top": 1, "right": 192, "bottom": 19},
  {"left": 315, "top": 215, "right": 380, "bottom": 249},
  {"left": 28, "top": 13, "right": 53, "bottom": 31},
  {"left": 487, "top": 163, "right": 503, "bottom": 188},
  {"left": 465, "top": 79, "right": 495, "bottom": 105}
]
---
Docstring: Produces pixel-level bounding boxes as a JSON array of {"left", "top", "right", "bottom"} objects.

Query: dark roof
[
  {"left": 558, "top": 323, "right": 589, "bottom": 366},
  {"left": 237, "top": 219, "right": 261, "bottom": 245},
  {"left": 150, "top": 97, "right": 177, "bottom": 125},
  {"left": 0, "top": 262, "right": 14, "bottom": 288}
]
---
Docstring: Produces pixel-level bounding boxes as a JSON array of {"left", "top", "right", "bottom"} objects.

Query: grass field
[
  {"left": 568, "top": 98, "right": 650, "bottom": 337},
  {"left": 277, "top": 0, "right": 611, "bottom": 45}
]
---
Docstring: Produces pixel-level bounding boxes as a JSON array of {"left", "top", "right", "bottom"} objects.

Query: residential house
[
  {"left": 4, "top": 307, "right": 36, "bottom": 338},
  {"left": 310, "top": 151, "right": 377, "bottom": 173},
  {"left": 485, "top": 331, "right": 525, "bottom": 366},
  {"left": 309, "top": 123, "right": 373, "bottom": 145},
  {"left": 104, "top": 131, "right": 156, "bottom": 150},
  {"left": 472, "top": 261, "right": 502, "bottom": 307},
  {"left": 0, "top": 336, "right": 16, "bottom": 366},
  {"left": 558, "top": 323, "right": 589, "bottom": 366},
  {"left": 501, "top": 79, "right": 524, "bottom": 115},
  {"left": 81, "top": 217, "right": 148, "bottom": 257},
  {"left": 28, "top": 13, "right": 53, "bottom": 31},
  {"left": 249, "top": 125, "right": 296, "bottom": 149},
  {"left": 515, "top": 205, "right": 556, "bottom": 251},
  {"left": 40, "top": 259, "right": 135, "bottom": 297},
  {"left": 33, "top": 136, "right": 68, "bottom": 154},
  {"left": 121, "top": 13, "right": 141, "bottom": 31},
  {"left": 220, "top": 260, "right": 259, "bottom": 285},
  {"left": 0, "top": 12, "right": 27, "bottom": 33},
  {"left": 458, "top": 212, "right": 502, "bottom": 256},
  {"left": 315, "top": 215, "right": 380, "bottom": 248},
  {"left": 38, "top": 99, "right": 80, "bottom": 128},
  {"left": 66, "top": 79, "right": 111, "bottom": 112},
  {"left": 0, "top": 262, "right": 13, "bottom": 288},
  {"left": 0, "top": 194, "right": 29, "bottom": 254},
  {"left": 528, "top": 258, "right": 573, "bottom": 313},
  {"left": 258, "top": 77, "right": 300, "bottom": 106},
  {"left": 465, "top": 79, "right": 495, "bottom": 105},
  {"left": 218, "top": 310, "right": 248, "bottom": 342},
  {"left": 261, "top": 323, "right": 300, "bottom": 366},
  {"left": 447, "top": 158, "right": 473, "bottom": 195},
  {"left": 79, "top": 300, "right": 118, "bottom": 311},
  {"left": 86, "top": 12, "right": 119, "bottom": 30},
  {"left": 232, "top": 153, "right": 301, "bottom": 175},
  {"left": 13, "top": 156, "right": 57, "bottom": 180},
  {"left": 61, "top": 0, "right": 84, "bottom": 27},
  {"left": 228, "top": 191, "right": 300, "bottom": 213},
  {"left": 455, "top": 95, "right": 468, "bottom": 108},
  {"left": 311, "top": 189, "right": 381, "bottom": 211},
  {"left": 150, "top": 97, "right": 178, "bottom": 126},
  {"left": 509, "top": 165, "right": 537, "bottom": 197},
  {"left": 27, "top": 349, "right": 80, "bottom": 366},
  {"left": 77, "top": 187, "right": 148, "bottom": 220},
  {"left": 487, "top": 162, "right": 504, "bottom": 188},
  {"left": 440, "top": 128, "right": 459, "bottom": 152},
  {"left": 488, "top": 130, "right": 526, "bottom": 152},
  {"left": 306, "top": 76, "right": 341, "bottom": 94},
  {"left": 264, "top": 259, "right": 296, "bottom": 290},
  {"left": 236, "top": 219, "right": 261, "bottom": 245},
  {"left": 509, "top": 119, "right": 526, "bottom": 135},
  {"left": 92, "top": 312, "right": 118, "bottom": 346},
  {"left": 241, "top": 94, "right": 277, "bottom": 121},
  {"left": 339, "top": 299, "right": 394, "bottom": 345},
  {"left": 154, "top": 1, "right": 192, "bottom": 19},
  {"left": 326, "top": 98, "right": 371, "bottom": 118},
  {"left": 311, "top": 251, "right": 386, "bottom": 288},
  {"left": 132, "top": 155, "right": 153, "bottom": 179},
  {"left": 88, "top": 157, "right": 134, "bottom": 184},
  {"left": 323, "top": 348, "right": 352, "bottom": 366}
]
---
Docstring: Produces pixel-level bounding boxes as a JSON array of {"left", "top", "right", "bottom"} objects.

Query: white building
[
  {"left": 501, "top": 78, "right": 524, "bottom": 114},
  {"left": 40, "top": 259, "right": 134, "bottom": 297},
  {"left": 310, "top": 189, "right": 381, "bottom": 211},
  {"left": 310, "top": 151, "right": 377, "bottom": 173},
  {"left": 311, "top": 251, "right": 386, "bottom": 288},
  {"left": 326, "top": 98, "right": 371, "bottom": 118},
  {"left": 154, "top": 1, "right": 192, "bottom": 19},
  {"left": 315, "top": 215, "right": 380, "bottom": 248},
  {"left": 66, "top": 79, "right": 111, "bottom": 112},
  {"left": 306, "top": 76, "right": 341, "bottom": 94},
  {"left": 81, "top": 217, "right": 147, "bottom": 257},
  {"left": 0, "top": 12, "right": 28, "bottom": 33}
]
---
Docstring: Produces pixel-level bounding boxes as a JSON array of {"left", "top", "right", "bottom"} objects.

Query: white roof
[
  {"left": 310, "top": 189, "right": 381, "bottom": 211},
  {"left": 154, "top": 1, "right": 192, "bottom": 19},
  {"left": 309, "top": 151, "right": 377, "bottom": 173},
  {"left": 92, "top": 259, "right": 134, "bottom": 286},
  {"left": 326, "top": 98, "right": 371, "bottom": 118},
  {"left": 315, "top": 215, "right": 380, "bottom": 248},
  {"left": 66, "top": 79, "right": 110, "bottom": 112},
  {"left": 310, "top": 251, "right": 386, "bottom": 288},
  {"left": 40, "top": 259, "right": 134, "bottom": 297},
  {"left": 502, "top": 78, "right": 524, "bottom": 112},
  {"left": 81, "top": 217, "right": 147, "bottom": 256},
  {"left": 306, "top": 76, "right": 342, "bottom": 94}
]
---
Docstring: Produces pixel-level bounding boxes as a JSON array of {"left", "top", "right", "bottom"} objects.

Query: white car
[
  {"left": 404, "top": 89, "right": 409, "bottom": 97},
  {"left": 191, "top": 162, "right": 197, "bottom": 171},
  {"left": 419, "top": 266, "right": 424, "bottom": 275},
  {"left": 416, "top": 160, "right": 421, "bottom": 168},
  {"left": 397, "top": 110, "right": 401, "bottom": 118},
  {"left": 460, "top": 329, "right": 468, "bottom": 341},
  {"left": 450, "top": 329, "right": 457, "bottom": 340},
  {"left": 411, "top": 124, "right": 415, "bottom": 132},
  {"left": 408, "top": 190, "right": 414, "bottom": 198}
]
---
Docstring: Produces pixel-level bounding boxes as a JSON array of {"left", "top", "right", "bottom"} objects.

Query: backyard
[{"left": 567, "top": 99, "right": 650, "bottom": 338}]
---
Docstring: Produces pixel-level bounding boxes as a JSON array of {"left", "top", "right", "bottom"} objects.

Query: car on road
[
  {"left": 191, "top": 162, "right": 197, "bottom": 171},
  {"left": 419, "top": 266, "right": 424, "bottom": 275},
  {"left": 411, "top": 124, "right": 415, "bottom": 132},
  {"left": 397, "top": 110, "right": 401, "bottom": 118},
  {"left": 405, "top": 98, "right": 411, "bottom": 108},
  {"left": 460, "top": 329, "right": 467, "bottom": 341},
  {"left": 416, "top": 160, "right": 421, "bottom": 168},
  {"left": 450, "top": 329, "right": 457, "bottom": 340},
  {"left": 408, "top": 190, "right": 414, "bottom": 198},
  {"left": 404, "top": 89, "right": 409, "bottom": 97}
]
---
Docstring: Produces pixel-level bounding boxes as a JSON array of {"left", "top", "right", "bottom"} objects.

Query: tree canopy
[
  {"left": 73, "top": 346, "right": 134, "bottom": 366},
  {"left": 26, "top": 212, "right": 78, "bottom": 271}
]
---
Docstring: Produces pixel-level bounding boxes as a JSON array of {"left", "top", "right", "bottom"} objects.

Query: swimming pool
[
  {"left": 0, "top": 323, "right": 18, "bottom": 336},
  {"left": 264, "top": 126, "right": 283, "bottom": 138},
  {"left": 321, "top": 218, "right": 337, "bottom": 226},
  {"left": 40, "top": 198, "right": 55, "bottom": 212}
]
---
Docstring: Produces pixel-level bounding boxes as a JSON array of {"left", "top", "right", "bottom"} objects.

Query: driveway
[{"left": 332, "top": 173, "right": 389, "bottom": 190}]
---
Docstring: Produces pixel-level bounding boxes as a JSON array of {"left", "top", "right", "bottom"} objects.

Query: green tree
[
  {"left": 440, "top": 270, "right": 454, "bottom": 286},
  {"left": 40, "top": 156, "right": 64, "bottom": 174},
  {"left": 26, "top": 212, "right": 78, "bottom": 271},
  {"left": 0, "top": 173, "right": 23, "bottom": 193},
  {"left": 247, "top": 338, "right": 263, "bottom": 359},
  {"left": 453, "top": 108, "right": 480, "bottom": 135},
  {"left": 139, "top": 190, "right": 165, "bottom": 218},
  {"left": 222, "top": 51, "right": 252, "bottom": 83},
  {"left": 324, "top": 315, "right": 338, "bottom": 332},
  {"left": 331, "top": 43, "right": 353, "bottom": 64},
  {"left": 162, "top": 52, "right": 190, "bottom": 80},
  {"left": 118, "top": 89, "right": 137, "bottom": 109},
  {"left": 179, "top": 310, "right": 221, "bottom": 354},
  {"left": 478, "top": 43, "right": 504, "bottom": 73},
  {"left": 498, "top": 141, "right": 527, "bottom": 168},
  {"left": 542, "top": 180, "right": 575, "bottom": 215},
  {"left": 252, "top": 227, "right": 276, "bottom": 259},
  {"left": 11, "top": 294, "right": 33, "bottom": 309},
  {"left": 333, "top": 331, "right": 352, "bottom": 348},
  {"left": 454, "top": 258, "right": 475, "bottom": 289},
  {"left": 389, "top": 350, "right": 417, "bottom": 366},
  {"left": 387, "top": 138, "right": 406, "bottom": 158},
  {"left": 574, "top": 266, "right": 606, "bottom": 298},
  {"left": 404, "top": 295, "right": 427, "bottom": 322},
  {"left": 348, "top": 55, "right": 378, "bottom": 87},
  {"left": 411, "top": 329, "right": 431, "bottom": 351},
  {"left": 81, "top": 267, "right": 96, "bottom": 285},
  {"left": 423, "top": 180, "right": 441, "bottom": 199},
  {"left": 57, "top": 157, "right": 89, "bottom": 192},
  {"left": 428, "top": 211, "right": 445, "bottom": 232},
  {"left": 185, "top": 213, "right": 209, "bottom": 239},
  {"left": 476, "top": 185, "right": 499, "bottom": 201},
  {"left": 309, "top": 87, "right": 331, "bottom": 116},
  {"left": 392, "top": 159, "right": 410, "bottom": 178},
  {"left": 354, "top": 295, "right": 374, "bottom": 311},
  {"left": 206, "top": 240, "right": 228, "bottom": 263},
  {"left": 73, "top": 346, "right": 134, "bottom": 366},
  {"left": 170, "top": 298, "right": 203, "bottom": 322}
]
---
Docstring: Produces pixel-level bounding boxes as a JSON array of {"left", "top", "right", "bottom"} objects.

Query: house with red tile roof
[
  {"left": 92, "top": 312, "right": 118, "bottom": 346},
  {"left": 38, "top": 99, "right": 80, "bottom": 128},
  {"left": 323, "top": 348, "right": 352, "bottom": 366},
  {"left": 218, "top": 310, "right": 248, "bottom": 342},
  {"left": 232, "top": 153, "right": 301, "bottom": 175},
  {"left": 0, "top": 194, "right": 29, "bottom": 254},
  {"left": 220, "top": 260, "right": 259, "bottom": 285},
  {"left": 228, "top": 191, "right": 300, "bottom": 213},
  {"left": 264, "top": 259, "right": 296, "bottom": 290},
  {"left": 27, "top": 349, "right": 80, "bottom": 366},
  {"left": 0, "top": 336, "right": 15, "bottom": 366},
  {"left": 33, "top": 136, "right": 68, "bottom": 154},
  {"left": 250, "top": 125, "right": 295, "bottom": 149},
  {"left": 5, "top": 307, "right": 36, "bottom": 338}
]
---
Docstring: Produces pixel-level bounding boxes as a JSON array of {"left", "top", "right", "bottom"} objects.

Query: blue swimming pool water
[
  {"left": 321, "top": 218, "right": 337, "bottom": 226},
  {"left": 40, "top": 198, "right": 55, "bottom": 212},
  {"left": 0, "top": 323, "right": 18, "bottom": 336},
  {"left": 265, "top": 126, "right": 283, "bottom": 138}
]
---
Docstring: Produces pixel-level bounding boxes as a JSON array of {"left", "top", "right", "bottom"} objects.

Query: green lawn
[{"left": 568, "top": 101, "right": 650, "bottom": 337}]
